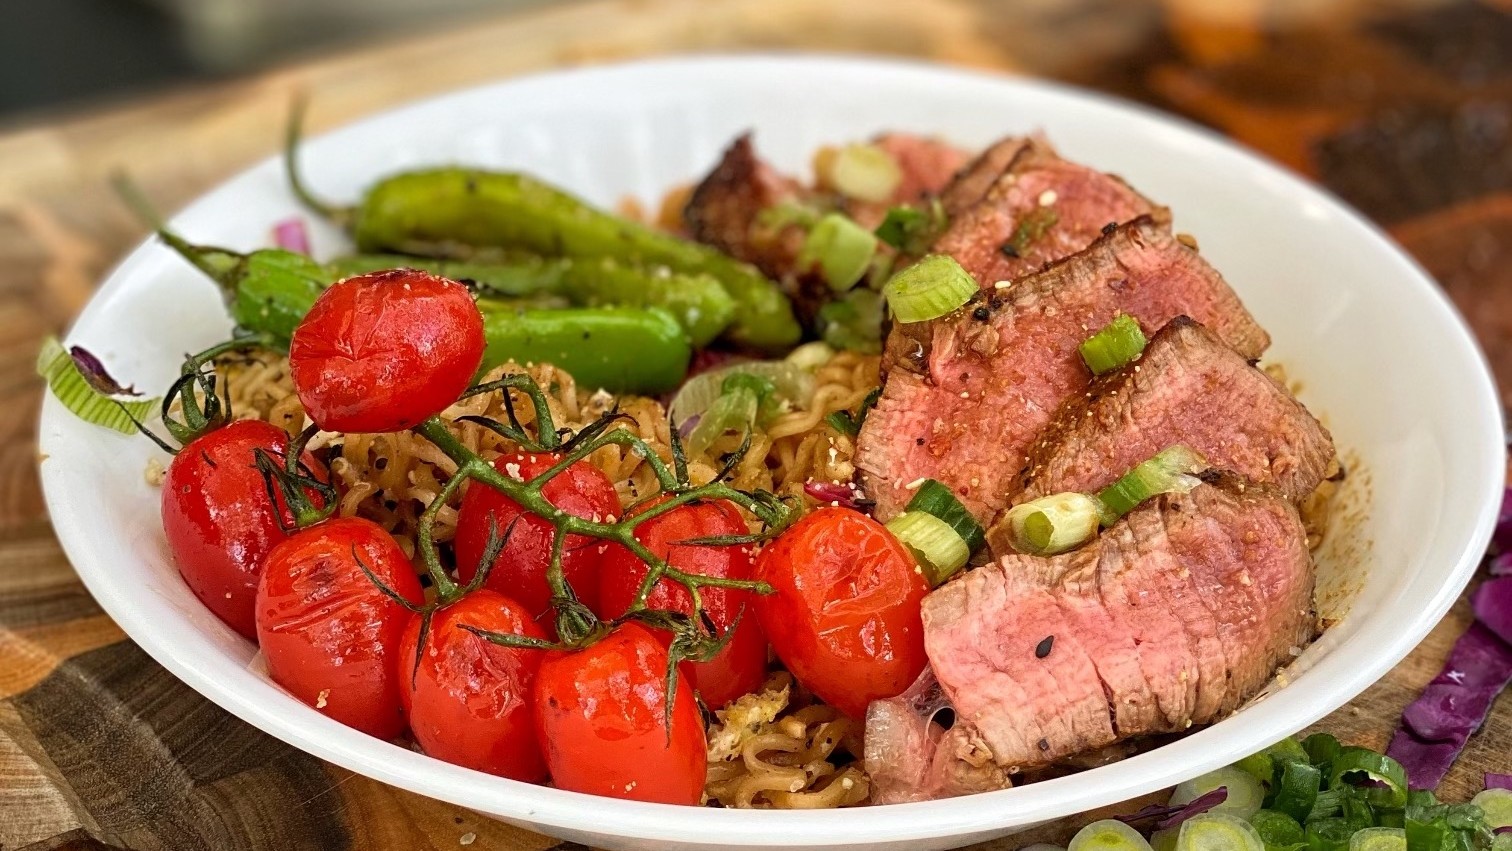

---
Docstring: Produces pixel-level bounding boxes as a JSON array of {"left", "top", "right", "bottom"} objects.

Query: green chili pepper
[
  {"left": 159, "top": 235, "right": 326, "bottom": 345},
  {"left": 479, "top": 307, "right": 690, "bottom": 395},
  {"left": 328, "top": 253, "right": 735, "bottom": 347}
]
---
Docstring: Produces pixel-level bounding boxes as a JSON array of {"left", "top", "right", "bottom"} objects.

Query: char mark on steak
[
  {"left": 990, "top": 318, "right": 1335, "bottom": 554},
  {"left": 920, "top": 477, "right": 1315, "bottom": 791},
  {"left": 932, "top": 138, "right": 1173, "bottom": 287},
  {"left": 937, "top": 135, "right": 1031, "bottom": 217},
  {"left": 856, "top": 218, "right": 1269, "bottom": 521}
]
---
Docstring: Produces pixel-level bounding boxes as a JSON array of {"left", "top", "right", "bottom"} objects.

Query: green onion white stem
[{"left": 882, "top": 254, "right": 978, "bottom": 323}]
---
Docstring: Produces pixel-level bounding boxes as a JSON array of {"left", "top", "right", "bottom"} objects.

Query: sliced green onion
[
  {"left": 822, "top": 143, "right": 902, "bottom": 204},
  {"left": 1176, "top": 813, "right": 1264, "bottom": 851},
  {"left": 1097, "top": 445, "right": 1207, "bottom": 525},
  {"left": 1149, "top": 828, "right": 1179, "bottom": 851},
  {"left": 885, "top": 510, "right": 969, "bottom": 587},
  {"left": 1001, "top": 492, "right": 1104, "bottom": 555},
  {"left": 1492, "top": 834, "right": 1512, "bottom": 851},
  {"left": 667, "top": 360, "right": 815, "bottom": 430},
  {"left": 825, "top": 386, "right": 881, "bottom": 438},
  {"left": 1172, "top": 767, "right": 1266, "bottom": 819},
  {"left": 1270, "top": 760, "right": 1322, "bottom": 822},
  {"left": 875, "top": 200, "right": 947, "bottom": 255},
  {"left": 684, "top": 380, "right": 762, "bottom": 457},
  {"left": 1302, "top": 733, "right": 1342, "bottom": 771},
  {"left": 882, "top": 254, "right": 978, "bottom": 323},
  {"left": 1347, "top": 828, "right": 1405, "bottom": 851},
  {"left": 784, "top": 341, "right": 837, "bottom": 372},
  {"left": 37, "top": 336, "right": 159, "bottom": 434},
  {"left": 1248, "top": 810, "right": 1305, "bottom": 848},
  {"left": 1234, "top": 737, "right": 1309, "bottom": 788},
  {"left": 905, "top": 479, "right": 986, "bottom": 553},
  {"left": 799, "top": 213, "right": 878, "bottom": 292},
  {"left": 1020, "top": 845, "right": 1069, "bottom": 851},
  {"left": 1305, "top": 818, "right": 1355, "bottom": 851},
  {"left": 1470, "top": 789, "right": 1512, "bottom": 828},
  {"left": 1329, "top": 748, "right": 1409, "bottom": 809},
  {"left": 1069, "top": 818, "right": 1155, "bottom": 851},
  {"left": 818, "top": 287, "right": 885, "bottom": 353},
  {"left": 1080, "top": 314, "right": 1148, "bottom": 375}
]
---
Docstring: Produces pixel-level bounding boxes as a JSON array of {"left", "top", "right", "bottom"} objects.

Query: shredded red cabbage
[
  {"left": 272, "top": 217, "right": 311, "bottom": 254},
  {"left": 1387, "top": 619, "right": 1512, "bottom": 789},
  {"left": 69, "top": 346, "right": 142, "bottom": 397},
  {"left": 1496, "top": 487, "right": 1512, "bottom": 553},
  {"left": 1486, "top": 772, "right": 1512, "bottom": 791},
  {"left": 803, "top": 480, "right": 872, "bottom": 513},
  {"left": 1115, "top": 787, "right": 1228, "bottom": 830},
  {"left": 1475, "top": 577, "right": 1512, "bottom": 644}
]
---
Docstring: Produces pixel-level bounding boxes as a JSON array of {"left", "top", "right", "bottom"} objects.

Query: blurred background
[{"left": 0, "top": 0, "right": 561, "bottom": 121}]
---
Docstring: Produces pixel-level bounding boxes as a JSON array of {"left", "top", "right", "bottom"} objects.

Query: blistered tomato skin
[
  {"left": 598, "top": 498, "right": 767, "bottom": 709},
  {"left": 289, "top": 269, "right": 485, "bottom": 433},
  {"left": 161, "top": 419, "right": 327, "bottom": 641},
  {"left": 398, "top": 590, "right": 548, "bottom": 781},
  {"left": 532, "top": 622, "right": 707, "bottom": 804},
  {"left": 256, "top": 517, "right": 423, "bottom": 739},
  {"left": 454, "top": 452, "right": 620, "bottom": 630},
  {"left": 754, "top": 507, "right": 929, "bottom": 719}
]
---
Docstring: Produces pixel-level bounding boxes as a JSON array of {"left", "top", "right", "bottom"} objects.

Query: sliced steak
[
  {"left": 684, "top": 133, "right": 808, "bottom": 281},
  {"left": 938, "top": 136, "right": 1032, "bottom": 217},
  {"left": 872, "top": 133, "right": 973, "bottom": 207},
  {"left": 925, "top": 477, "right": 1315, "bottom": 781},
  {"left": 857, "top": 219, "right": 1269, "bottom": 521},
  {"left": 863, "top": 667, "right": 1010, "bottom": 803},
  {"left": 933, "top": 139, "right": 1172, "bottom": 286},
  {"left": 991, "top": 318, "right": 1335, "bottom": 552}
]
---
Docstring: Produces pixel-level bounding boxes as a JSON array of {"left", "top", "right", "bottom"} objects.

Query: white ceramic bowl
[{"left": 39, "top": 56, "right": 1504, "bottom": 851}]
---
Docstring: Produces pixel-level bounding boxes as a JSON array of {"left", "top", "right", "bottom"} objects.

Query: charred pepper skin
[{"left": 346, "top": 168, "right": 800, "bottom": 352}]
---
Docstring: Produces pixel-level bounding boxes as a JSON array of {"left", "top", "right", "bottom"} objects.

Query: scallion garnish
[
  {"left": 1170, "top": 767, "right": 1265, "bottom": 819},
  {"left": 1001, "top": 492, "right": 1104, "bottom": 556},
  {"left": 799, "top": 213, "right": 879, "bottom": 292},
  {"left": 1080, "top": 314, "right": 1148, "bottom": 375},
  {"left": 884, "top": 510, "right": 969, "bottom": 587},
  {"left": 1097, "top": 445, "right": 1207, "bottom": 524},
  {"left": 905, "top": 479, "right": 985, "bottom": 553},
  {"left": 683, "top": 372, "right": 778, "bottom": 456},
  {"left": 818, "top": 288, "right": 884, "bottom": 353},
  {"left": 1069, "top": 819, "right": 1156, "bottom": 851},
  {"left": 1471, "top": 788, "right": 1512, "bottom": 829},
  {"left": 882, "top": 254, "right": 978, "bottom": 323},
  {"left": 820, "top": 143, "right": 902, "bottom": 204},
  {"left": 875, "top": 200, "right": 947, "bottom": 255},
  {"left": 1175, "top": 813, "right": 1264, "bottom": 851},
  {"left": 1330, "top": 748, "right": 1409, "bottom": 809},
  {"left": 1349, "top": 827, "right": 1407, "bottom": 851},
  {"left": 37, "top": 336, "right": 159, "bottom": 434}
]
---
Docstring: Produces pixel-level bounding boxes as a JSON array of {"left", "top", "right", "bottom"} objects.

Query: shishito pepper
[
  {"left": 283, "top": 106, "right": 800, "bottom": 352},
  {"left": 154, "top": 233, "right": 691, "bottom": 394}
]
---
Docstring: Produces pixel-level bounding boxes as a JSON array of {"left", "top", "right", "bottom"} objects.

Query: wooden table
[{"left": 2, "top": 0, "right": 1509, "bottom": 848}]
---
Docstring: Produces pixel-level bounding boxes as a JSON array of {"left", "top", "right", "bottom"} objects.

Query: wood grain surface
[{"left": 1, "top": 0, "right": 1509, "bottom": 848}]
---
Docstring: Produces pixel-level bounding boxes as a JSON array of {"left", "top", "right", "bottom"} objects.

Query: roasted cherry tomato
[
  {"left": 454, "top": 452, "right": 619, "bottom": 630},
  {"left": 289, "top": 269, "right": 485, "bottom": 433},
  {"left": 161, "top": 419, "right": 327, "bottom": 640},
  {"left": 754, "top": 507, "right": 928, "bottom": 719},
  {"left": 598, "top": 499, "right": 766, "bottom": 709},
  {"left": 533, "top": 622, "right": 707, "bottom": 804},
  {"left": 256, "top": 516, "right": 423, "bottom": 739},
  {"left": 398, "top": 590, "right": 548, "bottom": 781}
]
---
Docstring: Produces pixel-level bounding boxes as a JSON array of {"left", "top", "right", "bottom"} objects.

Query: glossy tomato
[
  {"left": 598, "top": 499, "right": 766, "bottom": 709},
  {"left": 161, "top": 419, "right": 327, "bottom": 640},
  {"left": 398, "top": 590, "right": 547, "bottom": 781},
  {"left": 256, "top": 516, "right": 423, "bottom": 739},
  {"left": 289, "top": 269, "right": 485, "bottom": 433},
  {"left": 454, "top": 452, "right": 619, "bottom": 630},
  {"left": 754, "top": 507, "right": 928, "bottom": 719},
  {"left": 533, "top": 622, "right": 706, "bottom": 804}
]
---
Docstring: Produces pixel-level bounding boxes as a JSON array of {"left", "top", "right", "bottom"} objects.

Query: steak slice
[
  {"left": 938, "top": 136, "right": 1032, "bottom": 217},
  {"left": 924, "top": 478, "right": 1315, "bottom": 784},
  {"left": 857, "top": 218, "right": 1269, "bottom": 521},
  {"left": 863, "top": 667, "right": 1010, "bottom": 803},
  {"left": 933, "top": 139, "right": 1172, "bottom": 286},
  {"left": 684, "top": 133, "right": 807, "bottom": 282},
  {"left": 992, "top": 319, "right": 1335, "bottom": 553}
]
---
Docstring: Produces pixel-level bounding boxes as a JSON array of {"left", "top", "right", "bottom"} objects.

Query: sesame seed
[
  {"left": 994, "top": 280, "right": 1013, "bottom": 290},
  {"left": 1038, "top": 190, "right": 1057, "bottom": 206},
  {"left": 905, "top": 478, "right": 926, "bottom": 490}
]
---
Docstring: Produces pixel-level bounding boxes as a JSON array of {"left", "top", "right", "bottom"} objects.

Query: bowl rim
[{"left": 38, "top": 53, "right": 1505, "bottom": 847}]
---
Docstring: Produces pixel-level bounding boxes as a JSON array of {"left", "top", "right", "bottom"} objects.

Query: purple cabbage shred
[
  {"left": 68, "top": 346, "right": 141, "bottom": 397},
  {"left": 272, "top": 217, "right": 311, "bottom": 254},
  {"left": 1115, "top": 787, "right": 1228, "bottom": 831},
  {"left": 1486, "top": 772, "right": 1512, "bottom": 791},
  {"left": 803, "top": 480, "right": 872, "bottom": 513}
]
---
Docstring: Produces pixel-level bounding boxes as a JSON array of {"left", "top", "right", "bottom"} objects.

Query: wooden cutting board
[{"left": 1, "top": 0, "right": 1508, "bottom": 848}]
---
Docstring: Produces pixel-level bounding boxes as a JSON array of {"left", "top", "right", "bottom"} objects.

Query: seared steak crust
[
  {"left": 684, "top": 133, "right": 807, "bottom": 281},
  {"left": 991, "top": 319, "right": 1335, "bottom": 552},
  {"left": 925, "top": 478, "right": 1315, "bottom": 777},
  {"left": 857, "top": 219, "right": 1269, "bottom": 521},
  {"left": 937, "top": 136, "right": 1032, "bottom": 217},
  {"left": 933, "top": 139, "right": 1172, "bottom": 286}
]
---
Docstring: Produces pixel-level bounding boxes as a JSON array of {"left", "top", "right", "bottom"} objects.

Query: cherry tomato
[
  {"left": 533, "top": 622, "right": 707, "bottom": 804},
  {"left": 161, "top": 419, "right": 327, "bottom": 640},
  {"left": 454, "top": 452, "right": 619, "bottom": 630},
  {"left": 398, "top": 590, "right": 548, "bottom": 781},
  {"left": 598, "top": 499, "right": 767, "bottom": 709},
  {"left": 754, "top": 507, "right": 928, "bottom": 719},
  {"left": 289, "top": 269, "right": 485, "bottom": 433},
  {"left": 256, "top": 516, "right": 423, "bottom": 739}
]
